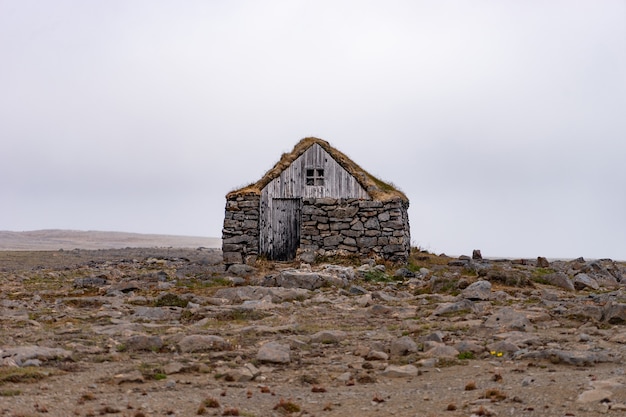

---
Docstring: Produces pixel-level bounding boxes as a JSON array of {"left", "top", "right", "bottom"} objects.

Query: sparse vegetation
[
  {"left": 457, "top": 351, "right": 475, "bottom": 360},
  {"left": 273, "top": 398, "right": 301, "bottom": 414},
  {"left": 362, "top": 269, "right": 389, "bottom": 282},
  {"left": 0, "top": 367, "right": 52, "bottom": 385},
  {"left": 481, "top": 388, "right": 507, "bottom": 402},
  {"left": 154, "top": 293, "right": 188, "bottom": 308}
]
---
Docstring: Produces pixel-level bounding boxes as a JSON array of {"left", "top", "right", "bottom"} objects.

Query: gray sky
[{"left": 2, "top": 0, "right": 625, "bottom": 259}]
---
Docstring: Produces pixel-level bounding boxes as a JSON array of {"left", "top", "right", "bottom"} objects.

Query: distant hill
[{"left": 0, "top": 230, "right": 220, "bottom": 251}]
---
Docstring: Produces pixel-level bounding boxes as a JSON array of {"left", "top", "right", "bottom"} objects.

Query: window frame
[{"left": 305, "top": 167, "right": 324, "bottom": 186}]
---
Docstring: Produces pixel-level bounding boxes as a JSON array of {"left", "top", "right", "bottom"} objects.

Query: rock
[
  {"left": 380, "top": 364, "right": 418, "bottom": 378},
  {"left": 482, "top": 267, "right": 531, "bottom": 287},
  {"left": 497, "top": 331, "right": 541, "bottom": 347},
  {"left": 536, "top": 257, "right": 550, "bottom": 268},
  {"left": 125, "top": 335, "right": 163, "bottom": 352},
  {"left": 484, "top": 307, "right": 532, "bottom": 332},
  {"left": 224, "top": 276, "right": 246, "bottom": 286},
  {"left": 603, "top": 302, "right": 626, "bottom": 324},
  {"left": 226, "top": 363, "right": 261, "bottom": 382},
  {"left": 349, "top": 285, "right": 368, "bottom": 295},
  {"left": 432, "top": 299, "right": 477, "bottom": 316},
  {"left": 577, "top": 389, "right": 612, "bottom": 403},
  {"left": 591, "top": 377, "right": 625, "bottom": 391},
  {"left": 454, "top": 340, "right": 485, "bottom": 354},
  {"left": 372, "top": 291, "right": 399, "bottom": 302},
  {"left": 566, "top": 304, "right": 604, "bottom": 322},
  {"left": 114, "top": 370, "right": 144, "bottom": 385},
  {"left": 423, "top": 344, "right": 459, "bottom": 359},
  {"left": 213, "top": 286, "right": 310, "bottom": 303},
  {"left": 322, "top": 265, "right": 356, "bottom": 281},
  {"left": 472, "top": 250, "right": 482, "bottom": 260},
  {"left": 461, "top": 280, "right": 492, "bottom": 300},
  {"left": 298, "top": 250, "right": 316, "bottom": 264},
  {"left": 542, "top": 272, "right": 575, "bottom": 291},
  {"left": 609, "top": 333, "right": 626, "bottom": 344},
  {"left": 0, "top": 346, "right": 73, "bottom": 367},
  {"left": 178, "top": 335, "right": 230, "bottom": 353},
  {"left": 573, "top": 273, "right": 600, "bottom": 291},
  {"left": 416, "top": 358, "right": 439, "bottom": 367},
  {"left": 420, "top": 331, "right": 445, "bottom": 343},
  {"left": 264, "top": 270, "right": 345, "bottom": 290},
  {"left": 517, "top": 349, "right": 617, "bottom": 366},
  {"left": 394, "top": 267, "right": 415, "bottom": 278},
  {"left": 74, "top": 276, "right": 108, "bottom": 288},
  {"left": 390, "top": 336, "right": 418, "bottom": 356},
  {"left": 487, "top": 340, "right": 519, "bottom": 353},
  {"left": 336, "top": 372, "right": 353, "bottom": 382},
  {"left": 227, "top": 264, "right": 255, "bottom": 276},
  {"left": 257, "top": 341, "right": 290, "bottom": 364},
  {"left": 276, "top": 270, "right": 323, "bottom": 290},
  {"left": 365, "top": 350, "right": 389, "bottom": 361},
  {"left": 368, "top": 304, "right": 394, "bottom": 316},
  {"left": 131, "top": 307, "right": 181, "bottom": 321},
  {"left": 310, "top": 330, "right": 347, "bottom": 344},
  {"left": 108, "top": 281, "right": 142, "bottom": 294},
  {"left": 163, "top": 362, "right": 186, "bottom": 375}
]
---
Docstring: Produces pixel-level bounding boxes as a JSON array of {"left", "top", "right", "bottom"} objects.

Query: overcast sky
[{"left": 2, "top": 0, "right": 625, "bottom": 259}]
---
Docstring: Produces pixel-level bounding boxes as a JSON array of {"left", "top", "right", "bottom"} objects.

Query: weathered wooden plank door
[{"left": 269, "top": 198, "right": 301, "bottom": 261}]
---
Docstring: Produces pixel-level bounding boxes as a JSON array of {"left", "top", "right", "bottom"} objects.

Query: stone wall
[
  {"left": 222, "top": 194, "right": 260, "bottom": 265},
  {"left": 222, "top": 195, "right": 411, "bottom": 265},
  {"left": 299, "top": 197, "right": 410, "bottom": 263}
]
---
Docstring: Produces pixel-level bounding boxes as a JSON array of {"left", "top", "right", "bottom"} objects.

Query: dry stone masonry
[
  {"left": 222, "top": 194, "right": 260, "bottom": 265},
  {"left": 222, "top": 195, "right": 410, "bottom": 265},
  {"left": 299, "top": 197, "right": 410, "bottom": 262}
]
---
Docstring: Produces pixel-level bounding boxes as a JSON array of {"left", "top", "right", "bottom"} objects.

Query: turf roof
[{"left": 227, "top": 137, "right": 408, "bottom": 202}]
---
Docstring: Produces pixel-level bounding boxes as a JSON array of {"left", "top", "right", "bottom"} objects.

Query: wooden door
[{"left": 269, "top": 198, "right": 301, "bottom": 261}]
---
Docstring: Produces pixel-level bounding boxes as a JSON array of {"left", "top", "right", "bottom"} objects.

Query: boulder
[
  {"left": 484, "top": 308, "right": 532, "bottom": 332},
  {"left": 604, "top": 302, "right": 626, "bottom": 324},
  {"left": 423, "top": 344, "right": 459, "bottom": 359},
  {"left": 573, "top": 273, "right": 600, "bottom": 291},
  {"left": 0, "top": 345, "right": 73, "bottom": 367},
  {"left": 227, "top": 264, "right": 255, "bottom": 277},
  {"left": 461, "top": 280, "right": 492, "bottom": 300},
  {"left": 380, "top": 364, "right": 418, "bottom": 378},
  {"left": 257, "top": 341, "right": 291, "bottom": 364},
  {"left": 542, "top": 272, "right": 575, "bottom": 291},
  {"left": 310, "top": 330, "right": 347, "bottom": 344},
  {"left": 517, "top": 349, "right": 617, "bottom": 366},
  {"left": 432, "top": 299, "right": 477, "bottom": 316},
  {"left": 124, "top": 335, "right": 163, "bottom": 352},
  {"left": 178, "top": 335, "right": 230, "bottom": 353},
  {"left": 536, "top": 257, "right": 550, "bottom": 268},
  {"left": 390, "top": 336, "right": 418, "bottom": 356},
  {"left": 577, "top": 389, "right": 612, "bottom": 403}
]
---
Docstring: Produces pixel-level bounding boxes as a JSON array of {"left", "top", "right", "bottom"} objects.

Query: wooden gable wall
[
  {"left": 261, "top": 143, "right": 370, "bottom": 201},
  {"left": 259, "top": 143, "right": 371, "bottom": 258}
]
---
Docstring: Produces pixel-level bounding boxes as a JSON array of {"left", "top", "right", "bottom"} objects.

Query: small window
[{"left": 306, "top": 168, "right": 324, "bottom": 186}]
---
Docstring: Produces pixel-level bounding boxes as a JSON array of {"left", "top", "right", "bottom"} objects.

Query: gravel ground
[{"left": 1, "top": 248, "right": 626, "bottom": 417}]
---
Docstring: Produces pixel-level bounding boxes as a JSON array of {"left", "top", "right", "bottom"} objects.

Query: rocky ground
[{"left": 1, "top": 248, "right": 626, "bottom": 417}]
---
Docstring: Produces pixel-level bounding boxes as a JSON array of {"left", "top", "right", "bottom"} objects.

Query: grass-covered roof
[{"left": 227, "top": 137, "right": 408, "bottom": 202}]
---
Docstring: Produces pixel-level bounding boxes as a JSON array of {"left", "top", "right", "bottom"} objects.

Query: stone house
[{"left": 222, "top": 137, "right": 410, "bottom": 265}]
